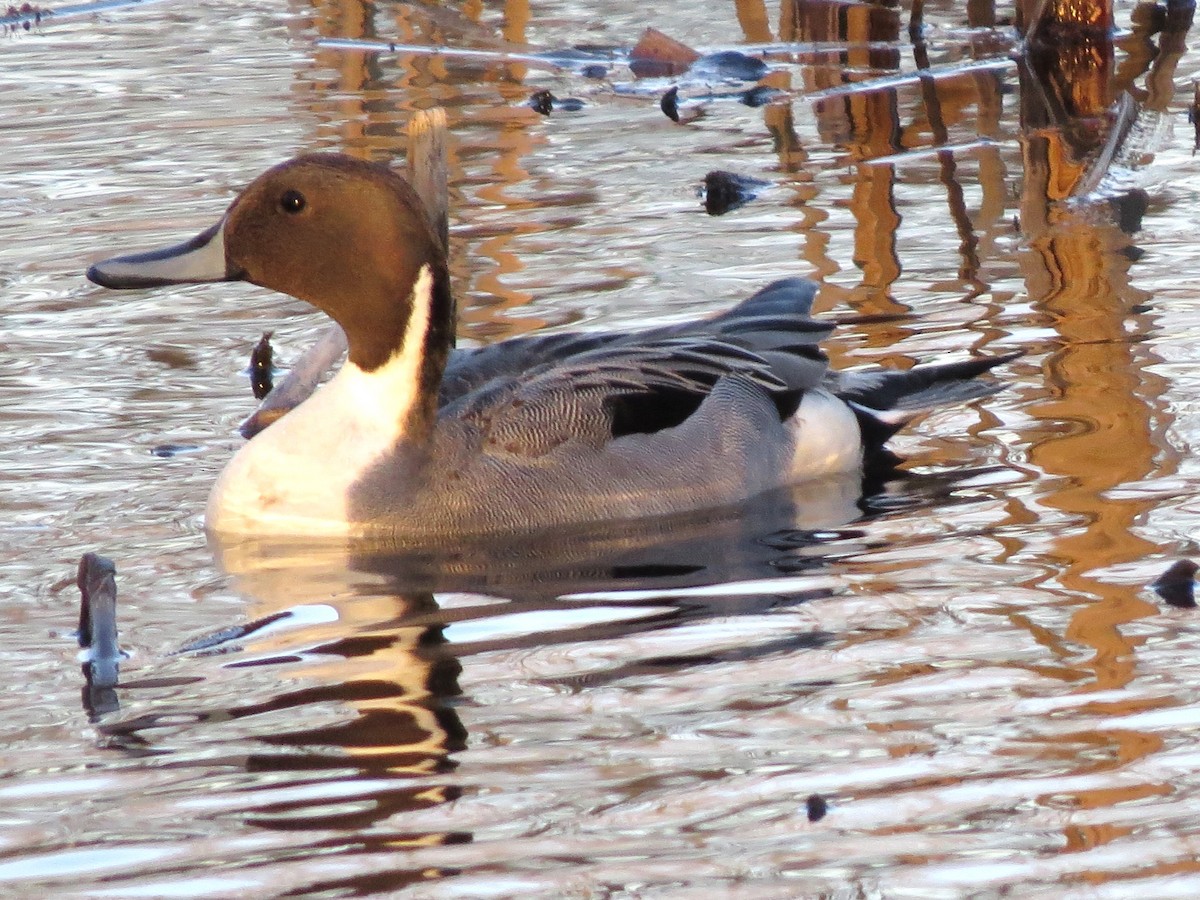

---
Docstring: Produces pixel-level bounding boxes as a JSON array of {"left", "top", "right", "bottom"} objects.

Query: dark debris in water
[
  {"left": 662, "top": 84, "right": 783, "bottom": 124},
  {"left": 527, "top": 90, "right": 585, "bottom": 116},
  {"left": 150, "top": 443, "right": 200, "bottom": 458},
  {"left": 661, "top": 86, "right": 682, "bottom": 122},
  {"left": 250, "top": 331, "right": 275, "bottom": 399},
  {"left": 806, "top": 793, "right": 828, "bottom": 822},
  {"left": 701, "top": 170, "right": 772, "bottom": 216},
  {"left": 2, "top": 3, "right": 47, "bottom": 33},
  {"left": 688, "top": 49, "right": 768, "bottom": 83},
  {"left": 1152, "top": 559, "right": 1198, "bottom": 608},
  {"left": 741, "top": 85, "right": 783, "bottom": 108}
]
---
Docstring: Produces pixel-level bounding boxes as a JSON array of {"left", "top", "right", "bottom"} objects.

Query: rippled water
[{"left": 7, "top": 0, "right": 1200, "bottom": 895}]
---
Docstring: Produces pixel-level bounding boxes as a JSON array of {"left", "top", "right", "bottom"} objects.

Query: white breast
[{"left": 206, "top": 267, "right": 435, "bottom": 537}]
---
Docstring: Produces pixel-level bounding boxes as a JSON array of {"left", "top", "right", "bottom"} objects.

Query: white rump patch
[{"left": 787, "top": 390, "right": 864, "bottom": 479}]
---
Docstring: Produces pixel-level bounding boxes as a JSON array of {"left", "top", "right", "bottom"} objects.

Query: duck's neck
[{"left": 347, "top": 261, "right": 454, "bottom": 442}]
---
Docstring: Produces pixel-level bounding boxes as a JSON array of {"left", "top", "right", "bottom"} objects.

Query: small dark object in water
[
  {"left": 690, "top": 50, "right": 769, "bottom": 83},
  {"left": 741, "top": 85, "right": 782, "bottom": 108},
  {"left": 1152, "top": 559, "right": 1198, "bottom": 608},
  {"left": 250, "top": 330, "right": 274, "bottom": 399},
  {"left": 581, "top": 64, "right": 608, "bottom": 79},
  {"left": 1109, "top": 189, "right": 1149, "bottom": 236},
  {"left": 701, "top": 170, "right": 770, "bottom": 216},
  {"left": 77, "top": 553, "right": 122, "bottom": 691},
  {"left": 150, "top": 443, "right": 200, "bottom": 458},
  {"left": 806, "top": 793, "right": 827, "bottom": 822},
  {"left": 527, "top": 90, "right": 585, "bottom": 116},
  {"left": 661, "top": 86, "right": 680, "bottom": 122}
]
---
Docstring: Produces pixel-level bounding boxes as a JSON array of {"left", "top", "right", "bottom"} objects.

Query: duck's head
[{"left": 87, "top": 154, "right": 451, "bottom": 372}]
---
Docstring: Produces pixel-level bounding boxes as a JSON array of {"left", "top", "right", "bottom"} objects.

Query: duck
[{"left": 87, "top": 153, "right": 1015, "bottom": 540}]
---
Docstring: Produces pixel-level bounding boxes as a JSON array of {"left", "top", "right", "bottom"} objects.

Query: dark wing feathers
[
  {"left": 440, "top": 331, "right": 613, "bottom": 406},
  {"left": 438, "top": 276, "right": 830, "bottom": 406}
]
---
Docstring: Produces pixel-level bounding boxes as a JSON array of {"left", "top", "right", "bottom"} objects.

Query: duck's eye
[{"left": 280, "top": 190, "right": 306, "bottom": 214}]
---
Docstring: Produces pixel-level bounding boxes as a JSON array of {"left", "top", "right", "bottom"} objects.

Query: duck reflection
[{"left": 77, "top": 458, "right": 995, "bottom": 896}]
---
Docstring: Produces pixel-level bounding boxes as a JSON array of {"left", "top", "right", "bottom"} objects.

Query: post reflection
[
  {"left": 782, "top": 0, "right": 906, "bottom": 314},
  {"left": 759, "top": 1, "right": 1185, "bottom": 650},
  {"left": 771, "top": 0, "right": 1020, "bottom": 344},
  {"left": 1015, "top": 3, "right": 1183, "bottom": 695}
]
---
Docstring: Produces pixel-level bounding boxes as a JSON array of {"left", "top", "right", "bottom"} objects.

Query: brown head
[{"left": 87, "top": 153, "right": 453, "bottom": 373}]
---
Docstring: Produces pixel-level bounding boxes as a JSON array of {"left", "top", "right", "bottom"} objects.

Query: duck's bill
[{"left": 86, "top": 217, "right": 238, "bottom": 289}]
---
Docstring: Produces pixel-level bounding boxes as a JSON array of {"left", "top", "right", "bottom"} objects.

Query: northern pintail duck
[{"left": 87, "top": 154, "right": 1013, "bottom": 540}]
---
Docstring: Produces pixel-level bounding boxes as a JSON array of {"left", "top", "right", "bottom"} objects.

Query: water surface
[{"left": 6, "top": 0, "right": 1200, "bottom": 895}]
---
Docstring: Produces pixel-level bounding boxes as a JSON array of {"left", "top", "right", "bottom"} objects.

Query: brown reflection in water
[
  {"left": 911, "top": 25, "right": 982, "bottom": 286},
  {"left": 1116, "top": 1, "right": 1196, "bottom": 112},
  {"left": 768, "top": 3, "right": 1180, "bottom": 691},
  {"left": 1017, "top": 13, "right": 1174, "bottom": 690},
  {"left": 1011, "top": 5, "right": 1189, "bottom": 854},
  {"left": 1016, "top": 0, "right": 1114, "bottom": 34},
  {"left": 754, "top": 16, "right": 833, "bottom": 282},
  {"left": 501, "top": 0, "right": 529, "bottom": 45},
  {"left": 755, "top": 1, "right": 1193, "bottom": 861},
  {"left": 776, "top": 0, "right": 1017, "bottom": 330},
  {"left": 735, "top": 0, "right": 773, "bottom": 42},
  {"left": 784, "top": 0, "right": 906, "bottom": 317}
]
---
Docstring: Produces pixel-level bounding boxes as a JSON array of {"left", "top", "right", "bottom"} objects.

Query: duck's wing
[
  {"left": 440, "top": 331, "right": 617, "bottom": 407},
  {"left": 438, "top": 277, "right": 831, "bottom": 407},
  {"left": 444, "top": 335, "right": 829, "bottom": 458}
]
